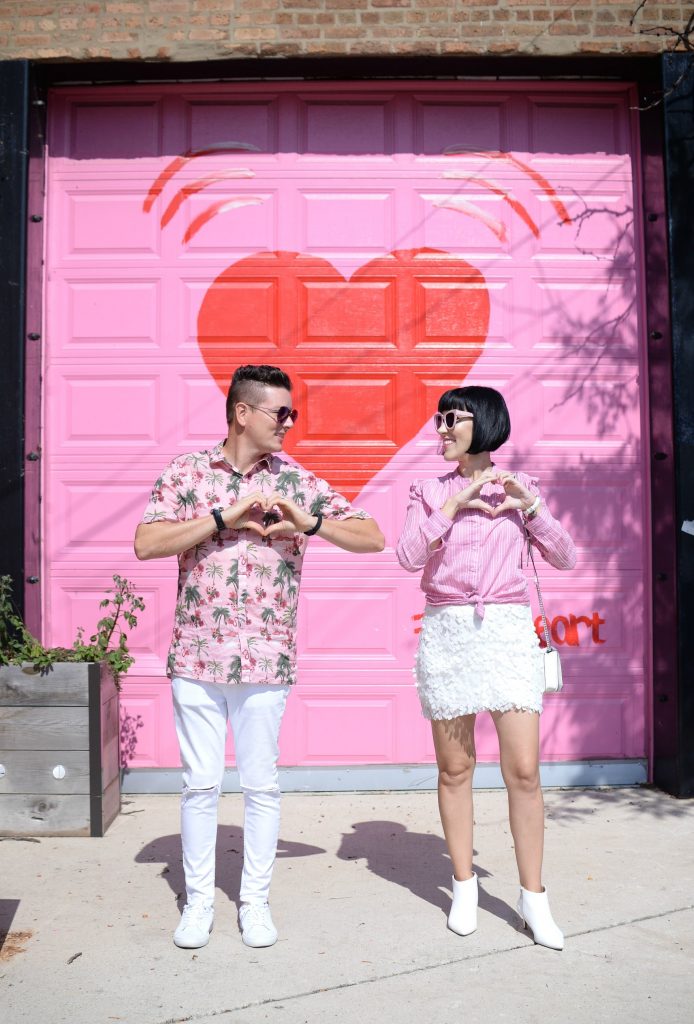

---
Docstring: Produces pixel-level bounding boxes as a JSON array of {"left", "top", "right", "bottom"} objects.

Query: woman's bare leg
[
  {"left": 431, "top": 715, "right": 477, "bottom": 881},
  {"left": 491, "top": 709, "right": 543, "bottom": 892}
]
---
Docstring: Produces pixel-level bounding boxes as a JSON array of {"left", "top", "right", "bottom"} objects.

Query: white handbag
[{"left": 525, "top": 531, "right": 563, "bottom": 694}]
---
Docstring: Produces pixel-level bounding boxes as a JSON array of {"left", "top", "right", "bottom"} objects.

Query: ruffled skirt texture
[{"left": 415, "top": 603, "right": 544, "bottom": 720}]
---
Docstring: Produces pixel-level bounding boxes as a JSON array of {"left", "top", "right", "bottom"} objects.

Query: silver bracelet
[{"left": 522, "top": 495, "right": 541, "bottom": 520}]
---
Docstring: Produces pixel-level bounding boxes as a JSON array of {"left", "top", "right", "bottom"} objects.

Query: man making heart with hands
[
  {"left": 228, "top": 490, "right": 338, "bottom": 541},
  {"left": 135, "top": 364, "right": 384, "bottom": 952}
]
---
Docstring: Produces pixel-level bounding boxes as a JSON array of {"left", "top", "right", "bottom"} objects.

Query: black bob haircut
[
  {"left": 226, "top": 364, "right": 292, "bottom": 423},
  {"left": 437, "top": 386, "right": 510, "bottom": 454}
]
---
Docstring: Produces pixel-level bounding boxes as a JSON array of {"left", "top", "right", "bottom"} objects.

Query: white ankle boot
[
  {"left": 448, "top": 873, "right": 478, "bottom": 935},
  {"left": 517, "top": 886, "right": 564, "bottom": 950}
]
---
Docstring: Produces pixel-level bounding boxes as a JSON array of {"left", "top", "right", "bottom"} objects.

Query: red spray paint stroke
[
  {"left": 442, "top": 173, "right": 541, "bottom": 238},
  {"left": 160, "top": 170, "right": 256, "bottom": 228},
  {"left": 183, "top": 197, "right": 265, "bottom": 244},
  {"left": 444, "top": 149, "right": 572, "bottom": 226},
  {"left": 143, "top": 142, "right": 260, "bottom": 213},
  {"left": 433, "top": 197, "right": 508, "bottom": 242}
]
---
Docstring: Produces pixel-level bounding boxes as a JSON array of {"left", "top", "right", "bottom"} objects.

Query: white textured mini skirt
[{"left": 414, "top": 603, "right": 544, "bottom": 720}]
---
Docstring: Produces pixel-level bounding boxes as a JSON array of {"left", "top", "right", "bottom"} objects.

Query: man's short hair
[
  {"left": 226, "top": 365, "right": 293, "bottom": 424},
  {"left": 437, "top": 385, "right": 511, "bottom": 453}
]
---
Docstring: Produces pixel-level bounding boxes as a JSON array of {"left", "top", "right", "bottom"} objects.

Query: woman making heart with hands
[
  {"left": 396, "top": 386, "right": 576, "bottom": 950},
  {"left": 439, "top": 466, "right": 539, "bottom": 520}
]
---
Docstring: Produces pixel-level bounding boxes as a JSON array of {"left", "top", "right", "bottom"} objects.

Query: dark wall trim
[
  {"left": 662, "top": 52, "right": 694, "bottom": 798},
  {"left": 22, "top": 68, "right": 47, "bottom": 637},
  {"left": 31, "top": 53, "right": 661, "bottom": 87},
  {"left": 0, "top": 62, "right": 30, "bottom": 612},
  {"left": 643, "top": 74, "right": 678, "bottom": 794}
]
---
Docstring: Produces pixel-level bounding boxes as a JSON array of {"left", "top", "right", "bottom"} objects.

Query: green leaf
[{"left": 0, "top": 573, "right": 145, "bottom": 690}]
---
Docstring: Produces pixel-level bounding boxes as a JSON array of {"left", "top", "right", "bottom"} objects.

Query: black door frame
[{"left": 660, "top": 52, "right": 694, "bottom": 797}]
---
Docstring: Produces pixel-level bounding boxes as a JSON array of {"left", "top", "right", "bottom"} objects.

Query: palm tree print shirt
[{"left": 142, "top": 442, "right": 369, "bottom": 686}]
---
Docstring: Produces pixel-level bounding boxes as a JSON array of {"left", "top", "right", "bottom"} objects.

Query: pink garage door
[{"left": 43, "top": 82, "right": 648, "bottom": 774}]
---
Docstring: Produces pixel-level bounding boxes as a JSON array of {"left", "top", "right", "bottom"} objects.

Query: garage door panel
[
  {"left": 412, "top": 93, "right": 511, "bottom": 155},
  {"left": 528, "top": 96, "right": 630, "bottom": 158},
  {"left": 46, "top": 477, "right": 161, "bottom": 562},
  {"left": 539, "top": 483, "right": 643, "bottom": 568},
  {"left": 181, "top": 189, "right": 279, "bottom": 256},
  {"left": 183, "top": 96, "right": 282, "bottom": 155},
  {"left": 58, "top": 276, "right": 163, "bottom": 352},
  {"left": 50, "top": 96, "right": 165, "bottom": 162},
  {"left": 504, "top": 371, "right": 642, "bottom": 455},
  {"left": 523, "top": 577, "right": 644, "bottom": 674},
  {"left": 538, "top": 688, "right": 645, "bottom": 760},
  {"left": 50, "top": 374, "right": 160, "bottom": 449},
  {"left": 119, "top": 679, "right": 178, "bottom": 769},
  {"left": 296, "top": 94, "right": 397, "bottom": 157},
  {"left": 285, "top": 689, "right": 400, "bottom": 765},
  {"left": 185, "top": 276, "right": 281, "bottom": 349},
  {"left": 45, "top": 577, "right": 170, "bottom": 675},
  {"left": 533, "top": 191, "right": 636, "bottom": 261},
  {"left": 299, "top": 189, "right": 396, "bottom": 255},
  {"left": 61, "top": 185, "right": 162, "bottom": 261},
  {"left": 532, "top": 278, "right": 637, "bottom": 354}
]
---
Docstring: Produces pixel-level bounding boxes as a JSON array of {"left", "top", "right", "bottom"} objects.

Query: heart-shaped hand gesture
[
  {"left": 440, "top": 466, "right": 499, "bottom": 519},
  {"left": 490, "top": 470, "right": 536, "bottom": 518},
  {"left": 219, "top": 490, "right": 269, "bottom": 537},
  {"left": 217, "top": 491, "right": 316, "bottom": 539},
  {"left": 260, "top": 493, "right": 316, "bottom": 539},
  {"left": 441, "top": 468, "right": 536, "bottom": 520}
]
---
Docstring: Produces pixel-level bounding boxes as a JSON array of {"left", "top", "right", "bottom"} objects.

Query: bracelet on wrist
[
  {"left": 522, "top": 496, "right": 541, "bottom": 520},
  {"left": 303, "top": 512, "right": 323, "bottom": 536}
]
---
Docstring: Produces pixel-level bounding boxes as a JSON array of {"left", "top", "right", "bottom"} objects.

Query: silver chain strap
[{"left": 524, "top": 527, "right": 553, "bottom": 652}]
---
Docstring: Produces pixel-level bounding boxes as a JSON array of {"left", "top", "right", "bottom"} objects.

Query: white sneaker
[
  {"left": 239, "top": 902, "right": 278, "bottom": 947},
  {"left": 173, "top": 902, "right": 214, "bottom": 948}
]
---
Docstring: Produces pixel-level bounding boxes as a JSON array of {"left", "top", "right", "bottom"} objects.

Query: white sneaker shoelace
[
  {"left": 240, "top": 902, "right": 277, "bottom": 947},
  {"left": 173, "top": 902, "right": 214, "bottom": 948},
  {"left": 181, "top": 902, "right": 213, "bottom": 924}
]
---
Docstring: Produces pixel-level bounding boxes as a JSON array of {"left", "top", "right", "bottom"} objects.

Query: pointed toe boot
[
  {"left": 448, "top": 873, "right": 478, "bottom": 936},
  {"left": 517, "top": 886, "right": 564, "bottom": 950}
]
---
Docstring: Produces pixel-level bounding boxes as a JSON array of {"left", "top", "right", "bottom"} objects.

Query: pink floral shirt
[{"left": 142, "top": 441, "right": 368, "bottom": 686}]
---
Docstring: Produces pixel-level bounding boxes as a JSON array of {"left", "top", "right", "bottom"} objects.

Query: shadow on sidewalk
[
  {"left": 0, "top": 899, "right": 20, "bottom": 956},
  {"left": 135, "top": 826, "right": 325, "bottom": 909},
  {"left": 544, "top": 786, "right": 694, "bottom": 824},
  {"left": 336, "top": 821, "right": 517, "bottom": 928}
]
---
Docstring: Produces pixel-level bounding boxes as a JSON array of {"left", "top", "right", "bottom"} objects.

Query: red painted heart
[{"left": 197, "top": 248, "right": 489, "bottom": 498}]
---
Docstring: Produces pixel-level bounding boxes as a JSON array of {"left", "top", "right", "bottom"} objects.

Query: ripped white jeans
[{"left": 171, "top": 676, "right": 290, "bottom": 906}]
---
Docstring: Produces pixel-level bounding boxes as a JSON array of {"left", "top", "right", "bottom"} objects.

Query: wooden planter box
[{"left": 0, "top": 662, "right": 120, "bottom": 837}]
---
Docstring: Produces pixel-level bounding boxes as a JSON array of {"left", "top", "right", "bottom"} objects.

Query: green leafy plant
[{"left": 0, "top": 574, "right": 145, "bottom": 689}]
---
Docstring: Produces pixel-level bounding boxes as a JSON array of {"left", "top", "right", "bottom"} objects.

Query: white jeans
[{"left": 171, "top": 676, "right": 290, "bottom": 907}]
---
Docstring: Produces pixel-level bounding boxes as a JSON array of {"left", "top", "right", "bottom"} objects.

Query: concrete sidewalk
[{"left": 1, "top": 787, "right": 693, "bottom": 1024}]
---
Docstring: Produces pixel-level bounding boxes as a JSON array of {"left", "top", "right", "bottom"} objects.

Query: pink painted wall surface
[{"left": 43, "top": 82, "right": 649, "bottom": 770}]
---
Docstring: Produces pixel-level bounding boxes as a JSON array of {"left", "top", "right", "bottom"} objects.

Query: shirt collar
[{"left": 209, "top": 440, "right": 273, "bottom": 476}]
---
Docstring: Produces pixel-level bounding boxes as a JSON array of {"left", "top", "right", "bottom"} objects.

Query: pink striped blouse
[{"left": 396, "top": 471, "right": 576, "bottom": 617}]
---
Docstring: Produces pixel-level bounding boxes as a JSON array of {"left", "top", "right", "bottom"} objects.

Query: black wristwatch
[
  {"left": 211, "top": 507, "right": 226, "bottom": 532},
  {"left": 303, "top": 512, "right": 323, "bottom": 536}
]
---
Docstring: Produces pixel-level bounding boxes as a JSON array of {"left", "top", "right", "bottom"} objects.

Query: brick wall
[{"left": 0, "top": 1, "right": 689, "bottom": 62}]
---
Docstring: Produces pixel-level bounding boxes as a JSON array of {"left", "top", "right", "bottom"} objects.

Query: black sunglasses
[{"left": 247, "top": 404, "right": 298, "bottom": 426}]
